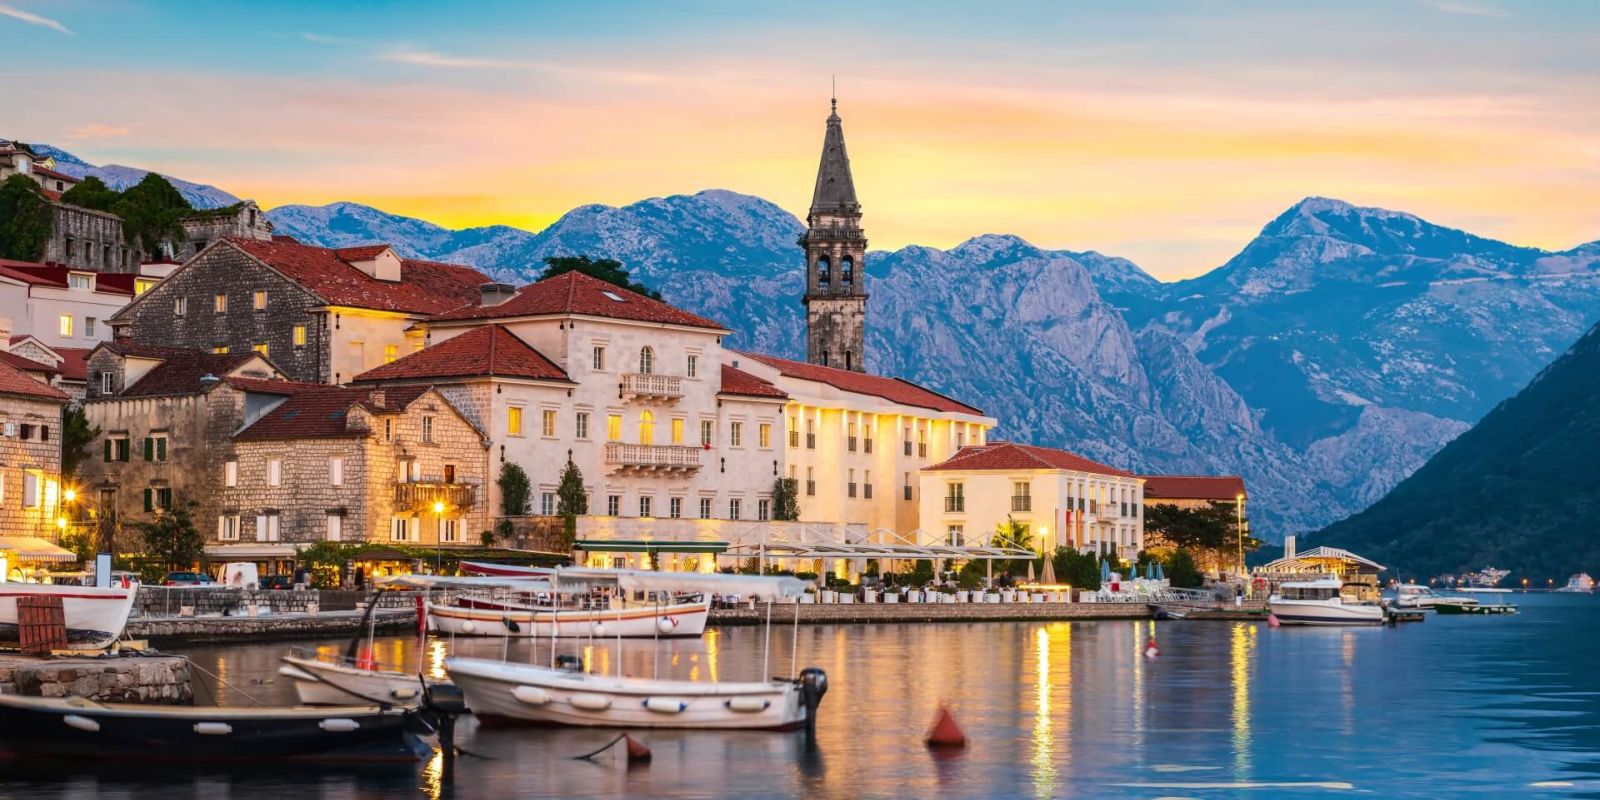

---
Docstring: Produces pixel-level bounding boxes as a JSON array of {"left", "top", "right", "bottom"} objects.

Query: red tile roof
[
  {"left": 0, "top": 349, "right": 57, "bottom": 378},
  {"left": 739, "top": 352, "right": 984, "bottom": 415},
  {"left": 116, "top": 349, "right": 267, "bottom": 398},
  {"left": 223, "top": 376, "right": 323, "bottom": 396},
  {"left": 352, "top": 325, "right": 570, "bottom": 384},
  {"left": 0, "top": 357, "right": 66, "bottom": 401},
  {"left": 924, "top": 442, "right": 1134, "bottom": 477},
  {"left": 719, "top": 364, "right": 788, "bottom": 399},
  {"left": 430, "top": 270, "right": 725, "bottom": 330},
  {"left": 224, "top": 237, "right": 489, "bottom": 315},
  {"left": 52, "top": 347, "right": 91, "bottom": 382},
  {"left": 32, "top": 166, "right": 77, "bottom": 183},
  {"left": 1141, "top": 475, "right": 1247, "bottom": 502},
  {"left": 0, "top": 263, "right": 133, "bottom": 295},
  {"left": 233, "top": 386, "right": 372, "bottom": 441}
]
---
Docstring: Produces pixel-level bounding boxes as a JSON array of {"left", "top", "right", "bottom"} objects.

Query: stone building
[
  {"left": 43, "top": 204, "right": 138, "bottom": 274},
  {"left": 0, "top": 353, "right": 69, "bottom": 543},
  {"left": 175, "top": 201, "right": 273, "bottom": 260},
  {"left": 107, "top": 237, "right": 490, "bottom": 385},
  {"left": 801, "top": 99, "right": 869, "bottom": 373}
]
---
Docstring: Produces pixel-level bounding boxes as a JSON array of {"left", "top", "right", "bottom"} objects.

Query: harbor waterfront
[{"left": 0, "top": 592, "right": 1592, "bottom": 798}]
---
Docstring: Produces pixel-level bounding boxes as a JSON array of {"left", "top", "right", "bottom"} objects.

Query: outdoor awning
[
  {"left": 723, "top": 542, "right": 1037, "bottom": 560},
  {"left": 574, "top": 540, "right": 729, "bottom": 554},
  {"left": 203, "top": 543, "right": 300, "bottom": 560},
  {"left": 0, "top": 536, "right": 78, "bottom": 563}
]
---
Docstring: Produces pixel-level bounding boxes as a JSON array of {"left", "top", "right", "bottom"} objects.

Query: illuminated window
[
  {"left": 134, "top": 278, "right": 156, "bottom": 296},
  {"left": 214, "top": 293, "right": 227, "bottom": 314},
  {"left": 607, "top": 414, "right": 622, "bottom": 441},
  {"left": 58, "top": 315, "right": 72, "bottom": 337},
  {"left": 383, "top": 344, "right": 398, "bottom": 364},
  {"left": 507, "top": 406, "right": 523, "bottom": 436},
  {"left": 213, "top": 345, "right": 229, "bottom": 354},
  {"left": 638, "top": 411, "right": 655, "bottom": 444},
  {"left": 670, "top": 418, "right": 684, "bottom": 444},
  {"left": 293, "top": 326, "right": 306, "bottom": 347},
  {"left": 252, "top": 343, "right": 269, "bottom": 357},
  {"left": 759, "top": 423, "right": 771, "bottom": 448},
  {"left": 253, "top": 290, "right": 267, "bottom": 310}
]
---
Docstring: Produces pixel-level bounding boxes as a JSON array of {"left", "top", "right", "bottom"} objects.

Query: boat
[
  {"left": 429, "top": 594, "right": 711, "bottom": 639},
  {"left": 1557, "top": 573, "right": 1594, "bottom": 593},
  {"left": 0, "top": 582, "right": 136, "bottom": 650},
  {"left": 279, "top": 649, "right": 436, "bottom": 707},
  {"left": 1268, "top": 578, "right": 1385, "bottom": 626},
  {"left": 458, "top": 561, "right": 551, "bottom": 578},
  {"left": 1394, "top": 584, "right": 1478, "bottom": 610},
  {"left": 0, "top": 693, "right": 428, "bottom": 761},
  {"left": 1433, "top": 602, "right": 1518, "bottom": 615}
]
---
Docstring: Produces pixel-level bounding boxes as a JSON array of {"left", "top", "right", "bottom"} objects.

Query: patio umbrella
[
  {"left": 1145, "top": 561, "right": 1155, "bottom": 580},
  {"left": 1041, "top": 554, "right": 1057, "bottom": 585},
  {"left": 1154, "top": 561, "right": 1165, "bottom": 581},
  {"left": 1026, "top": 559, "right": 1036, "bottom": 583},
  {"left": 1100, "top": 558, "right": 1111, "bottom": 584}
]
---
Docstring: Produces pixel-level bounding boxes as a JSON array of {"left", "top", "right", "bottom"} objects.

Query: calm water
[{"left": 3, "top": 592, "right": 1599, "bottom": 798}]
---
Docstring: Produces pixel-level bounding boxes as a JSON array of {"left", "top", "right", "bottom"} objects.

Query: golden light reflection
[
  {"left": 1032, "top": 626, "right": 1057, "bottom": 798},
  {"left": 421, "top": 746, "right": 444, "bottom": 800},
  {"left": 705, "top": 628, "right": 720, "bottom": 684},
  {"left": 1230, "top": 623, "right": 1256, "bottom": 779},
  {"left": 581, "top": 644, "right": 594, "bottom": 675},
  {"left": 1341, "top": 631, "right": 1356, "bottom": 736},
  {"left": 426, "top": 637, "right": 449, "bottom": 680}
]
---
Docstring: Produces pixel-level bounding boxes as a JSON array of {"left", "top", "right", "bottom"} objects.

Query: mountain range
[{"left": 37, "top": 145, "right": 1600, "bottom": 540}]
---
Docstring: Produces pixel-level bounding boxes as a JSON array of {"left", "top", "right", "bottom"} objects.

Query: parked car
[
  {"left": 162, "top": 572, "right": 214, "bottom": 586},
  {"left": 259, "top": 575, "right": 293, "bottom": 591}
]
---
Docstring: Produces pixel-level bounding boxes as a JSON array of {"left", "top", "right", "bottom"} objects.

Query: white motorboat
[
  {"left": 1269, "top": 578, "right": 1385, "bottom": 626},
  {"left": 1394, "top": 584, "right": 1479, "bottom": 610},
  {"left": 428, "top": 595, "right": 711, "bottom": 639},
  {"left": 279, "top": 651, "right": 435, "bottom": 707},
  {"left": 0, "top": 582, "right": 135, "bottom": 650}
]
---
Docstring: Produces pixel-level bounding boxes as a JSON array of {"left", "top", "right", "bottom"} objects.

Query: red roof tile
[
  {"left": 924, "top": 442, "right": 1134, "bottom": 477},
  {"left": 233, "top": 386, "right": 372, "bottom": 441},
  {"left": 1141, "top": 475, "right": 1247, "bottom": 501},
  {"left": 225, "top": 237, "right": 489, "bottom": 315},
  {"left": 52, "top": 347, "right": 91, "bottom": 382},
  {"left": 719, "top": 364, "right": 788, "bottom": 399},
  {"left": 739, "top": 352, "right": 984, "bottom": 415},
  {"left": 116, "top": 349, "right": 267, "bottom": 398},
  {"left": 430, "top": 271, "right": 725, "bottom": 330},
  {"left": 223, "top": 376, "right": 324, "bottom": 396},
  {"left": 0, "top": 263, "right": 132, "bottom": 295},
  {"left": 32, "top": 166, "right": 77, "bottom": 183},
  {"left": 0, "top": 350, "right": 57, "bottom": 378},
  {"left": 0, "top": 358, "right": 66, "bottom": 401},
  {"left": 352, "top": 325, "right": 570, "bottom": 384}
]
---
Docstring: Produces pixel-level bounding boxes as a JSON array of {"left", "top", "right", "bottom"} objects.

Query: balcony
[
  {"left": 620, "top": 373, "right": 683, "bottom": 402},
  {"left": 604, "top": 442, "right": 701, "bottom": 475},
  {"left": 394, "top": 481, "right": 476, "bottom": 512}
]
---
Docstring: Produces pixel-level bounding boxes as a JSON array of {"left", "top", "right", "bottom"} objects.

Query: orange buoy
[
  {"left": 925, "top": 704, "right": 967, "bottom": 749},
  {"left": 624, "top": 733, "right": 652, "bottom": 762},
  {"left": 1144, "top": 637, "right": 1160, "bottom": 659}
]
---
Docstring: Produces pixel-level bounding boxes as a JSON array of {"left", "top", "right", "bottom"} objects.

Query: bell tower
[{"left": 801, "top": 96, "right": 867, "bottom": 372}]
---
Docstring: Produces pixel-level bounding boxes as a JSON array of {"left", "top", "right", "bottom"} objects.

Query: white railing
[
  {"left": 620, "top": 373, "right": 683, "bottom": 399},
  {"left": 604, "top": 442, "right": 701, "bottom": 471}
]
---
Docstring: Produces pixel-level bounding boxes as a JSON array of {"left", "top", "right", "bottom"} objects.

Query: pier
[{"left": 0, "top": 652, "right": 191, "bottom": 704}]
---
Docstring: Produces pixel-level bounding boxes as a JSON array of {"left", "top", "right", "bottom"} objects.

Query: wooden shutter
[
  {"left": 143, "top": 489, "right": 153, "bottom": 512},
  {"left": 156, "top": 438, "right": 166, "bottom": 461},
  {"left": 143, "top": 437, "right": 153, "bottom": 460},
  {"left": 104, "top": 440, "right": 112, "bottom": 462}
]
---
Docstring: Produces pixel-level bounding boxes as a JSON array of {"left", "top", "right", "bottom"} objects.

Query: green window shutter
[
  {"left": 143, "top": 437, "right": 153, "bottom": 460},
  {"left": 104, "top": 440, "right": 112, "bottom": 462},
  {"left": 157, "top": 438, "right": 167, "bottom": 461},
  {"left": 143, "top": 489, "right": 153, "bottom": 512}
]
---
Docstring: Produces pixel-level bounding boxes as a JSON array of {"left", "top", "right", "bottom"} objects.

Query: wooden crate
[{"left": 18, "top": 595, "right": 67, "bottom": 655}]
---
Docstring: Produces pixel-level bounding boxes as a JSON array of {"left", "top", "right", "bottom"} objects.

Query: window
[
  {"left": 326, "top": 513, "right": 343, "bottom": 542},
  {"left": 224, "top": 460, "right": 238, "bottom": 487},
  {"left": 945, "top": 482, "right": 965, "bottom": 512},
  {"left": 918, "top": 427, "right": 927, "bottom": 458},
  {"left": 788, "top": 416, "right": 799, "bottom": 448},
  {"left": 848, "top": 469, "right": 857, "bottom": 498},
  {"left": 22, "top": 472, "right": 39, "bottom": 508},
  {"left": 817, "top": 255, "right": 831, "bottom": 285},
  {"left": 18, "top": 424, "right": 30, "bottom": 441},
  {"left": 329, "top": 457, "right": 344, "bottom": 486},
  {"left": 759, "top": 423, "right": 771, "bottom": 448},
  {"left": 135, "top": 278, "right": 156, "bottom": 296},
  {"left": 698, "top": 497, "right": 712, "bottom": 519},
  {"left": 848, "top": 421, "right": 857, "bottom": 452},
  {"left": 947, "top": 525, "right": 964, "bottom": 547},
  {"left": 864, "top": 426, "right": 874, "bottom": 454},
  {"left": 293, "top": 325, "right": 307, "bottom": 348},
  {"left": 638, "top": 346, "right": 654, "bottom": 375},
  {"left": 806, "top": 467, "right": 816, "bottom": 497},
  {"left": 85, "top": 318, "right": 96, "bottom": 338},
  {"left": 592, "top": 345, "right": 606, "bottom": 371},
  {"left": 422, "top": 416, "right": 435, "bottom": 443},
  {"left": 444, "top": 464, "right": 456, "bottom": 483},
  {"left": 154, "top": 487, "right": 173, "bottom": 510},
  {"left": 68, "top": 273, "right": 92, "bottom": 290},
  {"left": 384, "top": 345, "right": 398, "bottom": 364},
  {"left": 267, "top": 459, "right": 282, "bottom": 486},
  {"left": 730, "top": 422, "right": 743, "bottom": 448},
  {"left": 607, "top": 494, "right": 621, "bottom": 516},
  {"left": 100, "top": 372, "right": 115, "bottom": 395},
  {"left": 384, "top": 419, "right": 393, "bottom": 442},
  {"left": 213, "top": 345, "right": 229, "bottom": 354},
  {"left": 541, "top": 409, "right": 556, "bottom": 438},
  {"left": 669, "top": 497, "right": 683, "bottom": 518},
  {"left": 758, "top": 499, "right": 770, "bottom": 521},
  {"left": 390, "top": 517, "right": 412, "bottom": 542},
  {"left": 541, "top": 492, "right": 555, "bottom": 515},
  {"left": 439, "top": 518, "right": 460, "bottom": 543},
  {"left": 1012, "top": 481, "right": 1032, "bottom": 512},
  {"left": 904, "top": 426, "right": 913, "bottom": 456},
  {"left": 700, "top": 420, "right": 714, "bottom": 447},
  {"left": 639, "top": 496, "right": 653, "bottom": 517},
  {"left": 174, "top": 297, "right": 187, "bottom": 317},
  {"left": 686, "top": 354, "right": 698, "bottom": 378},
  {"left": 143, "top": 435, "right": 168, "bottom": 462},
  {"left": 39, "top": 425, "right": 48, "bottom": 442},
  {"left": 253, "top": 290, "right": 268, "bottom": 310},
  {"left": 253, "top": 342, "right": 269, "bottom": 357},
  {"left": 841, "top": 256, "right": 854, "bottom": 285},
  {"left": 508, "top": 406, "right": 523, "bottom": 436},
  {"left": 806, "top": 419, "right": 815, "bottom": 450},
  {"left": 904, "top": 472, "right": 914, "bottom": 502},
  {"left": 104, "top": 435, "right": 129, "bottom": 462},
  {"left": 607, "top": 414, "right": 622, "bottom": 441},
  {"left": 214, "top": 293, "right": 227, "bottom": 314},
  {"left": 728, "top": 498, "right": 742, "bottom": 520},
  {"left": 638, "top": 410, "right": 655, "bottom": 444},
  {"left": 956, "top": 428, "right": 967, "bottom": 448},
  {"left": 864, "top": 471, "right": 874, "bottom": 499},
  {"left": 217, "top": 515, "right": 240, "bottom": 541},
  {"left": 58, "top": 314, "right": 73, "bottom": 338},
  {"left": 575, "top": 412, "right": 590, "bottom": 439},
  {"left": 670, "top": 418, "right": 684, "bottom": 444}
]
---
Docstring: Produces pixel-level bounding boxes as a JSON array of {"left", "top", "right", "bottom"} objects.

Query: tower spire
[{"left": 801, "top": 92, "right": 868, "bottom": 372}]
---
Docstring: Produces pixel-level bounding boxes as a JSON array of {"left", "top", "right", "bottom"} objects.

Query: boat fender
[
  {"left": 642, "top": 697, "right": 687, "bottom": 714},
  {"left": 63, "top": 714, "right": 100, "bottom": 733},
  {"left": 657, "top": 617, "right": 679, "bottom": 634},
  {"left": 391, "top": 686, "right": 418, "bottom": 700},
  {"left": 319, "top": 718, "right": 361, "bottom": 733},
  {"left": 512, "top": 686, "right": 553, "bottom": 706},
  {"left": 725, "top": 696, "right": 770, "bottom": 713},
  {"left": 193, "top": 722, "right": 233, "bottom": 736},
  {"left": 461, "top": 621, "right": 476, "bottom": 634},
  {"left": 569, "top": 693, "right": 613, "bottom": 711}
]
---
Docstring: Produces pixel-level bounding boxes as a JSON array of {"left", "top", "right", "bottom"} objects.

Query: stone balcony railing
[
  {"left": 604, "top": 442, "right": 702, "bottom": 474},
  {"left": 620, "top": 373, "right": 683, "bottom": 401},
  {"left": 394, "top": 481, "right": 477, "bottom": 512}
]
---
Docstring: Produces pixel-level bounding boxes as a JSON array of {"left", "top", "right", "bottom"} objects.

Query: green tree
[
  {"left": 771, "top": 476, "right": 800, "bottom": 521},
  {"left": 132, "top": 501, "right": 204, "bottom": 570},
  {"left": 556, "top": 460, "right": 588, "bottom": 550},
  {"left": 61, "top": 405, "right": 99, "bottom": 481},
  {"left": 0, "top": 174, "right": 54, "bottom": 261},
  {"left": 298, "top": 541, "right": 360, "bottom": 588},
  {"left": 539, "top": 255, "right": 662, "bottom": 300},
  {"left": 498, "top": 462, "right": 532, "bottom": 516},
  {"left": 59, "top": 175, "right": 119, "bottom": 211},
  {"left": 1168, "top": 548, "right": 1204, "bottom": 589},
  {"left": 113, "top": 173, "right": 191, "bottom": 259},
  {"left": 987, "top": 516, "right": 1031, "bottom": 576}
]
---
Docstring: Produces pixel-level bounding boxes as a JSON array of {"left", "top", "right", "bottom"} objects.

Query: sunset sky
[{"left": 4, "top": 0, "right": 1598, "bottom": 279}]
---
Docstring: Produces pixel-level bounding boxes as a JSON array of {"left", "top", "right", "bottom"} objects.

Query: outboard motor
[
  {"left": 421, "top": 681, "right": 468, "bottom": 759},
  {"left": 797, "top": 667, "right": 828, "bottom": 731},
  {"left": 555, "top": 653, "right": 584, "bottom": 672}
]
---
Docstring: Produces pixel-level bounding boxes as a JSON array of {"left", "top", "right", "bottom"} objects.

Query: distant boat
[
  {"left": 1434, "top": 602, "right": 1517, "bottom": 615},
  {"left": 1269, "top": 578, "right": 1385, "bottom": 626},
  {"left": 279, "top": 651, "right": 437, "bottom": 707},
  {"left": 1556, "top": 573, "right": 1594, "bottom": 593},
  {"left": 1394, "top": 584, "right": 1478, "bottom": 610}
]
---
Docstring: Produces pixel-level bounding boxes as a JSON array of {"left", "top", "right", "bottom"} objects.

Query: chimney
[
  {"left": 369, "top": 389, "right": 387, "bottom": 409},
  {"left": 1283, "top": 534, "right": 1297, "bottom": 560},
  {"left": 479, "top": 282, "right": 516, "bottom": 307}
]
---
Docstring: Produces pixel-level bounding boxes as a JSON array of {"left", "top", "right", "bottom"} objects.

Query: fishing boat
[
  {"left": 1394, "top": 584, "right": 1478, "bottom": 610},
  {"left": 0, "top": 582, "right": 136, "bottom": 650},
  {"left": 1268, "top": 578, "right": 1385, "bottom": 626},
  {"left": 279, "top": 649, "right": 436, "bottom": 707},
  {"left": 1433, "top": 601, "right": 1518, "bottom": 615},
  {"left": 0, "top": 694, "right": 428, "bottom": 761}
]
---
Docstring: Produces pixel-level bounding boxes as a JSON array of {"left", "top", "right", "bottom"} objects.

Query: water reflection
[
  {"left": 1031, "top": 626, "right": 1055, "bottom": 799},
  {"left": 1230, "top": 621, "right": 1254, "bottom": 780}
]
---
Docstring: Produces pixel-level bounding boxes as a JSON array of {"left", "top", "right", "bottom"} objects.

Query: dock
[{"left": 0, "top": 652, "right": 192, "bottom": 704}]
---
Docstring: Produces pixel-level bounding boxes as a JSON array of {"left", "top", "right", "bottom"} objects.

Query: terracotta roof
[
  {"left": 351, "top": 325, "right": 570, "bottom": 384},
  {"left": 233, "top": 386, "right": 372, "bottom": 441},
  {"left": 117, "top": 349, "right": 264, "bottom": 398},
  {"left": 32, "top": 166, "right": 77, "bottom": 183},
  {"left": 223, "top": 376, "right": 324, "bottom": 396},
  {"left": 223, "top": 237, "right": 488, "bottom": 315},
  {"left": 52, "top": 347, "right": 91, "bottom": 382},
  {"left": 0, "top": 358, "right": 66, "bottom": 401},
  {"left": 739, "top": 352, "right": 984, "bottom": 415},
  {"left": 0, "top": 263, "right": 133, "bottom": 295},
  {"left": 430, "top": 270, "right": 725, "bottom": 330},
  {"left": 1141, "top": 475, "right": 1247, "bottom": 502},
  {"left": 0, "top": 349, "right": 57, "bottom": 378},
  {"left": 924, "top": 442, "right": 1135, "bottom": 477},
  {"left": 719, "top": 364, "right": 787, "bottom": 399}
]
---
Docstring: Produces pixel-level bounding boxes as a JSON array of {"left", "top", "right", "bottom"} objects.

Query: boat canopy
[
  {"left": 376, "top": 574, "right": 559, "bottom": 592},
  {"left": 550, "top": 567, "right": 807, "bottom": 601},
  {"left": 1258, "top": 546, "right": 1386, "bottom": 576},
  {"left": 1278, "top": 577, "right": 1345, "bottom": 590},
  {"left": 722, "top": 542, "right": 1037, "bottom": 561}
]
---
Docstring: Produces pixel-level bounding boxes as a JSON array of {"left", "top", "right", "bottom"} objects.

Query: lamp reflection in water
[
  {"left": 1230, "top": 622, "right": 1256, "bottom": 779},
  {"left": 1033, "top": 623, "right": 1071, "bottom": 798},
  {"left": 705, "top": 627, "right": 720, "bottom": 683},
  {"left": 1341, "top": 631, "right": 1356, "bottom": 736},
  {"left": 426, "top": 637, "right": 449, "bottom": 680},
  {"left": 421, "top": 746, "right": 446, "bottom": 800}
]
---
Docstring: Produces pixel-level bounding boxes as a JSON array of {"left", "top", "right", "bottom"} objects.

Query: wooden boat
[
  {"left": 0, "top": 583, "right": 135, "bottom": 650},
  {"left": 0, "top": 693, "right": 428, "bottom": 761},
  {"left": 280, "top": 651, "right": 437, "bottom": 707},
  {"left": 1433, "top": 602, "right": 1517, "bottom": 615}
]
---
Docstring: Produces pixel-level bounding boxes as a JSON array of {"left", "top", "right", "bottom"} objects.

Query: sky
[{"left": 2, "top": 1, "right": 1598, "bottom": 280}]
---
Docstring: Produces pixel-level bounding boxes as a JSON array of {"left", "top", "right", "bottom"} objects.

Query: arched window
[
  {"left": 841, "top": 256, "right": 854, "bottom": 285},
  {"left": 638, "top": 410, "right": 655, "bottom": 445},
  {"left": 639, "top": 346, "right": 654, "bottom": 375},
  {"left": 817, "top": 256, "right": 831, "bottom": 285}
]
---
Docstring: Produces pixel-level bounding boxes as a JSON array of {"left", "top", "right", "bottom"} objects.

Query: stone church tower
[{"left": 801, "top": 98, "right": 867, "bottom": 372}]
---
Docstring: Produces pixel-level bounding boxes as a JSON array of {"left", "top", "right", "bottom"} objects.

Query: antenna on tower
[{"left": 831, "top": 75, "right": 837, "bottom": 114}]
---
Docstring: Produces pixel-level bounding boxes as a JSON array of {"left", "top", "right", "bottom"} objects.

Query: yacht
[
  {"left": 1394, "top": 584, "right": 1479, "bottom": 610},
  {"left": 1269, "top": 578, "right": 1385, "bottom": 625}
]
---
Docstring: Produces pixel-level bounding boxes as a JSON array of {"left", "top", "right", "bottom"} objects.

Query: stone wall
[
  {"left": 0, "top": 393, "right": 66, "bottom": 542},
  {"left": 44, "top": 203, "right": 137, "bottom": 273},
  {"left": 176, "top": 201, "right": 272, "bottom": 259},
  {"left": 0, "top": 654, "right": 191, "bottom": 704},
  {"left": 134, "top": 586, "right": 323, "bottom": 616},
  {"left": 127, "top": 608, "right": 416, "bottom": 644}
]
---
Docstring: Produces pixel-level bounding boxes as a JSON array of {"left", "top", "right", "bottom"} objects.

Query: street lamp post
[{"left": 1235, "top": 493, "right": 1245, "bottom": 580}]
